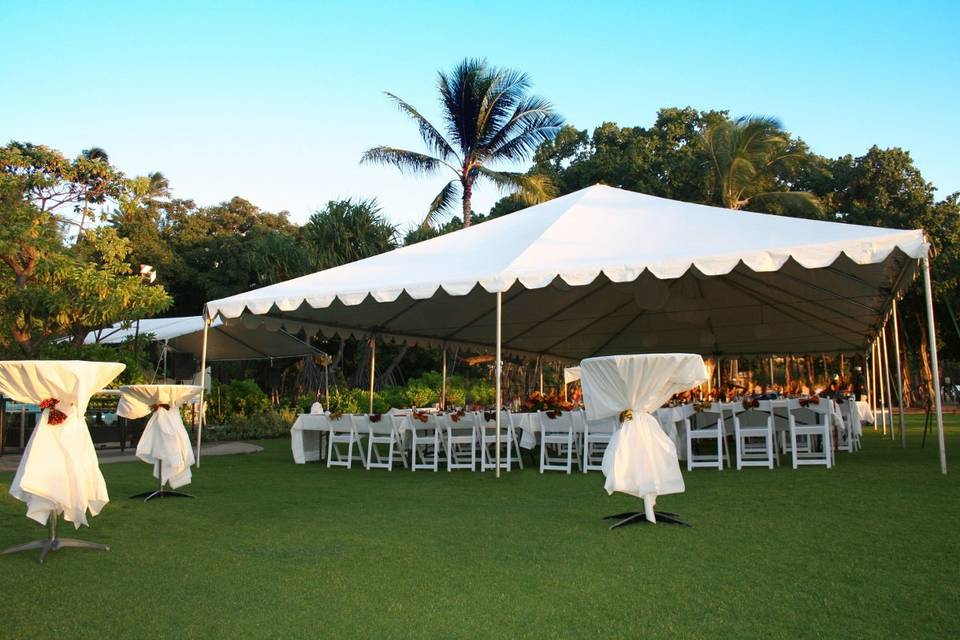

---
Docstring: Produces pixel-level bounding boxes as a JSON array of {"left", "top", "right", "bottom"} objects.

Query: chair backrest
[
  {"left": 692, "top": 410, "right": 723, "bottom": 430},
  {"left": 585, "top": 415, "right": 616, "bottom": 434},
  {"left": 736, "top": 408, "right": 771, "bottom": 428},
  {"left": 329, "top": 414, "right": 355, "bottom": 433},
  {"left": 538, "top": 410, "right": 574, "bottom": 434},
  {"left": 354, "top": 414, "right": 394, "bottom": 435},
  {"left": 424, "top": 413, "right": 445, "bottom": 432}
]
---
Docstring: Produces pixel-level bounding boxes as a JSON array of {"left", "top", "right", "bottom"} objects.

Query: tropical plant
[
  {"left": 299, "top": 198, "right": 397, "bottom": 270},
  {"left": 701, "top": 115, "right": 820, "bottom": 215},
  {"left": 361, "top": 58, "right": 564, "bottom": 227}
]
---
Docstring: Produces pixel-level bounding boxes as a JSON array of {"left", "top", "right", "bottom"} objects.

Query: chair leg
[{"left": 686, "top": 436, "right": 693, "bottom": 472}]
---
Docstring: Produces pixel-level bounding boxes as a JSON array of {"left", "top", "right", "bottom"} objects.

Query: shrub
[
  {"left": 204, "top": 410, "right": 289, "bottom": 441},
  {"left": 210, "top": 378, "right": 270, "bottom": 424}
]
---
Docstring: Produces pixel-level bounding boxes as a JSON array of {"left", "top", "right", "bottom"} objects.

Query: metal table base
[
  {"left": 131, "top": 462, "right": 194, "bottom": 502},
  {"left": 1, "top": 510, "right": 110, "bottom": 564},
  {"left": 604, "top": 510, "right": 692, "bottom": 529}
]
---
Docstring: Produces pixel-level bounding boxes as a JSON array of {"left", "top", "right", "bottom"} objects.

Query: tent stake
[
  {"left": 195, "top": 314, "right": 210, "bottom": 467},
  {"left": 495, "top": 291, "right": 503, "bottom": 479},
  {"left": 921, "top": 257, "right": 947, "bottom": 474},
  {"left": 892, "top": 299, "right": 906, "bottom": 448}
]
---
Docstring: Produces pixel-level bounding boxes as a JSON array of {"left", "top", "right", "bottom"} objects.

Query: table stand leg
[
  {"left": 1, "top": 510, "right": 110, "bottom": 563},
  {"left": 603, "top": 510, "right": 692, "bottom": 529},
  {"left": 130, "top": 462, "right": 194, "bottom": 502}
]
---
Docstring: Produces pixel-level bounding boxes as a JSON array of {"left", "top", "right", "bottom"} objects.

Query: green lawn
[{"left": 1, "top": 416, "right": 958, "bottom": 639}]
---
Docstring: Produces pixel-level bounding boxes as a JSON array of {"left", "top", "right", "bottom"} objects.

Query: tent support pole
[
  {"left": 495, "top": 291, "right": 503, "bottom": 479},
  {"left": 539, "top": 356, "right": 544, "bottom": 395},
  {"left": 769, "top": 357, "right": 775, "bottom": 388},
  {"left": 324, "top": 363, "right": 329, "bottom": 408},
  {"left": 195, "top": 314, "right": 210, "bottom": 467},
  {"left": 881, "top": 324, "right": 895, "bottom": 441},
  {"left": 892, "top": 299, "right": 906, "bottom": 448},
  {"left": 922, "top": 257, "right": 947, "bottom": 474},
  {"left": 368, "top": 337, "right": 376, "bottom": 414},
  {"left": 878, "top": 338, "right": 888, "bottom": 436},
  {"left": 441, "top": 346, "right": 447, "bottom": 411}
]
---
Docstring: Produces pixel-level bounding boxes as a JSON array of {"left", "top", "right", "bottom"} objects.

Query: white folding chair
[
  {"left": 686, "top": 410, "right": 727, "bottom": 470},
  {"left": 326, "top": 414, "right": 366, "bottom": 469},
  {"left": 410, "top": 414, "right": 441, "bottom": 471},
  {"left": 445, "top": 413, "right": 477, "bottom": 471},
  {"left": 478, "top": 411, "right": 523, "bottom": 472},
  {"left": 538, "top": 410, "right": 579, "bottom": 473},
  {"left": 788, "top": 406, "right": 832, "bottom": 469},
  {"left": 364, "top": 414, "right": 408, "bottom": 471},
  {"left": 582, "top": 412, "right": 614, "bottom": 472},
  {"left": 732, "top": 408, "right": 775, "bottom": 469}
]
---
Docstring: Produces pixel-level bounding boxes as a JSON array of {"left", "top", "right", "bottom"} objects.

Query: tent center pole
[
  {"left": 441, "top": 346, "right": 447, "bottom": 411},
  {"left": 921, "top": 257, "right": 947, "bottom": 474},
  {"left": 368, "top": 337, "right": 376, "bottom": 414},
  {"left": 892, "top": 299, "right": 906, "bottom": 448},
  {"left": 495, "top": 291, "right": 503, "bottom": 479},
  {"left": 881, "top": 325, "right": 895, "bottom": 441},
  {"left": 195, "top": 314, "right": 211, "bottom": 467}
]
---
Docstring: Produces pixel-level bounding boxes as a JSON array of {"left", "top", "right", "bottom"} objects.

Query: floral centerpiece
[{"left": 522, "top": 391, "right": 573, "bottom": 414}]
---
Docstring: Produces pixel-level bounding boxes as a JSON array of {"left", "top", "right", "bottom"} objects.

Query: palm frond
[
  {"left": 749, "top": 191, "right": 822, "bottom": 217},
  {"left": 422, "top": 180, "right": 460, "bottom": 228},
  {"left": 360, "top": 146, "right": 447, "bottom": 175},
  {"left": 384, "top": 92, "right": 460, "bottom": 164},
  {"left": 475, "top": 168, "right": 556, "bottom": 204}
]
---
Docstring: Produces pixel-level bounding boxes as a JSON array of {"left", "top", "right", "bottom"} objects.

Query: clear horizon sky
[{"left": 3, "top": 1, "right": 958, "bottom": 230}]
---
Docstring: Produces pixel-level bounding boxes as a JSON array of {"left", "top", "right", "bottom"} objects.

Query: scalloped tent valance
[{"left": 204, "top": 184, "right": 928, "bottom": 359}]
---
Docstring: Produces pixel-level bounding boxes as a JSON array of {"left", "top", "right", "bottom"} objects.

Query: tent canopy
[
  {"left": 86, "top": 315, "right": 321, "bottom": 361},
  {"left": 204, "top": 185, "right": 928, "bottom": 360}
]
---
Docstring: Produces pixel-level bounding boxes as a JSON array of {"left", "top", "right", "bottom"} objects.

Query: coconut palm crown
[{"left": 361, "top": 58, "right": 564, "bottom": 227}]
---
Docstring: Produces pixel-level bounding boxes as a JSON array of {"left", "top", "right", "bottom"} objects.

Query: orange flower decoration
[{"left": 39, "top": 398, "right": 68, "bottom": 425}]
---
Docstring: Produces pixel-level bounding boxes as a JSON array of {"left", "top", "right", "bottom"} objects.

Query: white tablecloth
[
  {"left": 0, "top": 360, "right": 125, "bottom": 528},
  {"left": 512, "top": 411, "right": 588, "bottom": 449},
  {"left": 118, "top": 384, "right": 201, "bottom": 489},
  {"left": 653, "top": 404, "right": 696, "bottom": 457},
  {"left": 856, "top": 401, "right": 874, "bottom": 425},
  {"left": 580, "top": 354, "right": 707, "bottom": 522}
]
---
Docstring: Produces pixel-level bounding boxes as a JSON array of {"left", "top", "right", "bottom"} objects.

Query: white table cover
[
  {"left": 118, "top": 384, "right": 201, "bottom": 489},
  {"left": 580, "top": 354, "right": 707, "bottom": 522},
  {"left": 0, "top": 360, "right": 125, "bottom": 528},
  {"left": 856, "top": 400, "right": 874, "bottom": 425}
]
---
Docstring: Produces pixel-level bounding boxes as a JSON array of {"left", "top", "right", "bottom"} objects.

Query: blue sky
[{"left": 3, "top": 1, "right": 958, "bottom": 230}]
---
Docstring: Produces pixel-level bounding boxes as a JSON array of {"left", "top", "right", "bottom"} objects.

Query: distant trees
[{"left": 0, "top": 143, "right": 170, "bottom": 355}]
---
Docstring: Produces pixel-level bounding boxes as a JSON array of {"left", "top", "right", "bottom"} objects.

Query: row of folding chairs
[
  {"left": 323, "top": 409, "right": 618, "bottom": 475},
  {"left": 325, "top": 411, "right": 526, "bottom": 473},
  {"left": 685, "top": 399, "right": 862, "bottom": 471}
]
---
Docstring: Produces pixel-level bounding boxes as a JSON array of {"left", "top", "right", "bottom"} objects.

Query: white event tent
[
  {"left": 200, "top": 185, "right": 946, "bottom": 474},
  {"left": 86, "top": 315, "right": 320, "bottom": 362}
]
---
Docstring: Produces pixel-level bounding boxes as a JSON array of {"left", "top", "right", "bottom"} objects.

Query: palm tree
[
  {"left": 361, "top": 58, "right": 564, "bottom": 227},
  {"left": 702, "top": 115, "right": 820, "bottom": 215}
]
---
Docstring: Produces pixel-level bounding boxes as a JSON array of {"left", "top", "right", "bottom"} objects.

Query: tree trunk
[
  {"left": 377, "top": 345, "right": 408, "bottom": 387},
  {"left": 462, "top": 180, "right": 472, "bottom": 227}
]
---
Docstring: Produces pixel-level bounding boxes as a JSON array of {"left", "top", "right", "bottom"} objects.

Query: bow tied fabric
[
  {"left": 579, "top": 354, "right": 707, "bottom": 522},
  {"left": 0, "top": 361, "right": 126, "bottom": 528},
  {"left": 39, "top": 397, "right": 69, "bottom": 425},
  {"left": 117, "top": 385, "right": 202, "bottom": 490}
]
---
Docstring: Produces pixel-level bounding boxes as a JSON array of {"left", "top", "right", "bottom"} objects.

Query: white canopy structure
[
  {"left": 86, "top": 316, "right": 320, "bottom": 361},
  {"left": 200, "top": 185, "right": 946, "bottom": 474}
]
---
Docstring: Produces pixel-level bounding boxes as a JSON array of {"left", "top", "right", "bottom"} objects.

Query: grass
[{"left": 1, "top": 415, "right": 959, "bottom": 639}]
